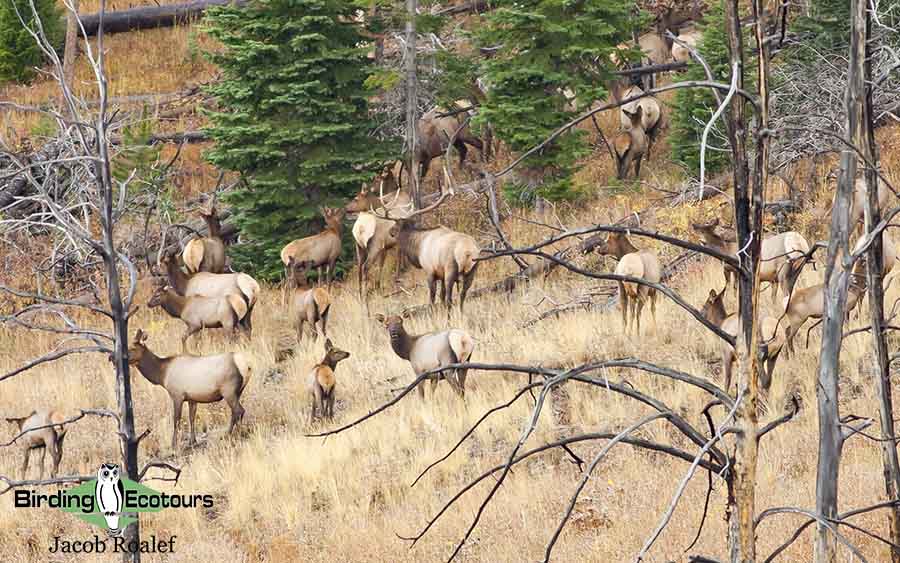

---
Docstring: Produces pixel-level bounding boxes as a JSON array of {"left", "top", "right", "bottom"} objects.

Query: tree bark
[
  {"left": 404, "top": 0, "right": 420, "bottom": 209},
  {"left": 62, "top": 0, "right": 80, "bottom": 87},
  {"left": 77, "top": 0, "right": 246, "bottom": 37}
]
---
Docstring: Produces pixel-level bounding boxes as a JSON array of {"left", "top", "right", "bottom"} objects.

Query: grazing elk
[
  {"left": 384, "top": 194, "right": 480, "bottom": 313},
  {"left": 618, "top": 85, "right": 662, "bottom": 157},
  {"left": 701, "top": 287, "right": 784, "bottom": 390},
  {"left": 782, "top": 266, "right": 867, "bottom": 355},
  {"left": 691, "top": 218, "right": 810, "bottom": 301},
  {"left": 415, "top": 106, "right": 484, "bottom": 181},
  {"left": 182, "top": 205, "right": 227, "bottom": 274},
  {"left": 128, "top": 329, "right": 253, "bottom": 449},
  {"left": 281, "top": 207, "right": 346, "bottom": 288},
  {"left": 375, "top": 312, "right": 474, "bottom": 399},
  {"left": 289, "top": 258, "right": 331, "bottom": 342},
  {"left": 148, "top": 285, "right": 248, "bottom": 351},
  {"left": 161, "top": 253, "right": 260, "bottom": 336},
  {"left": 615, "top": 107, "right": 647, "bottom": 180},
  {"left": 307, "top": 339, "right": 351, "bottom": 423},
  {"left": 345, "top": 168, "right": 413, "bottom": 298},
  {"left": 847, "top": 177, "right": 891, "bottom": 235},
  {"left": 4, "top": 409, "right": 69, "bottom": 479},
  {"left": 583, "top": 231, "right": 661, "bottom": 334}
]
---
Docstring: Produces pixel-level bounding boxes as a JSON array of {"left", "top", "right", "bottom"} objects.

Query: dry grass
[{"left": 1, "top": 191, "right": 899, "bottom": 562}]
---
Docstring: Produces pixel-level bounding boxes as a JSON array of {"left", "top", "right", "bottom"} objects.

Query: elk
[
  {"left": 583, "top": 231, "right": 661, "bottom": 334},
  {"left": 415, "top": 105, "right": 484, "bottom": 181},
  {"left": 280, "top": 207, "right": 346, "bottom": 288},
  {"left": 691, "top": 218, "right": 810, "bottom": 301},
  {"left": 307, "top": 339, "right": 351, "bottom": 423},
  {"left": 375, "top": 312, "right": 474, "bottom": 399},
  {"left": 782, "top": 267, "right": 866, "bottom": 355},
  {"left": 345, "top": 168, "right": 412, "bottom": 298},
  {"left": 4, "top": 409, "right": 69, "bottom": 479},
  {"left": 672, "top": 28, "right": 702, "bottom": 63},
  {"left": 161, "top": 253, "right": 260, "bottom": 336},
  {"left": 701, "top": 287, "right": 784, "bottom": 390},
  {"left": 618, "top": 85, "right": 662, "bottom": 156},
  {"left": 385, "top": 193, "right": 480, "bottom": 312},
  {"left": 128, "top": 329, "right": 253, "bottom": 449},
  {"left": 289, "top": 258, "right": 331, "bottom": 341},
  {"left": 182, "top": 205, "right": 227, "bottom": 274},
  {"left": 847, "top": 177, "right": 891, "bottom": 234},
  {"left": 148, "top": 285, "right": 248, "bottom": 351},
  {"left": 614, "top": 107, "right": 647, "bottom": 180}
]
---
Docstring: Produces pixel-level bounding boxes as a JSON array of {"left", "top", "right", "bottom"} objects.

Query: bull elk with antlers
[{"left": 281, "top": 207, "right": 346, "bottom": 288}]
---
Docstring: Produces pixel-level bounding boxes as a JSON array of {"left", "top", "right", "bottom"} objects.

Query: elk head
[
  {"left": 322, "top": 338, "right": 351, "bottom": 367},
  {"left": 581, "top": 231, "right": 638, "bottom": 259},
  {"left": 128, "top": 329, "right": 150, "bottom": 365},
  {"left": 700, "top": 287, "right": 728, "bottom": 325},
  {"left": 321, "top": 207, "right": 347, "bottom": 230}
]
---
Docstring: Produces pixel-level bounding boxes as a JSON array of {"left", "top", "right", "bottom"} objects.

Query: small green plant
[{"left": 0, "top": 0, "right": 63, "bottom": 83}]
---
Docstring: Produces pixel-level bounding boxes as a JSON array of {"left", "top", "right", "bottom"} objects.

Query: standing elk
[
  {"left": 128, "top": 329, "right": 253, "bottom": 449},
  {"left": 691, "top": 218, "right": 810, "bottom": 301},
  {"left": 345, "top": 168, "right": 412, "bottom": 298},
  {"left": 4, "top": 409, "right": 69, "bottom": 479},
  {"left": 615, "top": 107, "right": 647, "bottom": 180},
  {"left": 161, "top": 253, "right": 260, "bottom": 336},
  {"left": 148, "top": 285, "right": 248, "bottom": 351},
  {"left": 618, "top": 85, "right": 662, "bottom": 157},
  {"left": 701, "top": 287, "right": 784, "bottom": 390},
  {"left": 182, "top": 205, "right": 227, "bottom": 274},
  {"left": 281, "top": 207, "right": 346, "bottom": 289},
  {"left": 672, "top": 27, "right": 702, "bottom": 63},
  {"left": 782, "top": 270, "right": 867, "bottom": 355},
  {"left": 847, "top": 177, "right": 892, "bottom": 234},
  {"left": 582, "top": 231, "right": 661, "bottom": 334},
  {"left": 307, "top": 339, "right": 351, "bottom": 423},
  {"left": 385, "top": 193, "right": 480, "bottom": 313},
  {"left": 289, "top": 258, "right": 331, "bottom": 342},
  {"left": 375, "top": 311, "right": 474, "bottom": 399},
  {"left": 414, "top": 105, "right": 484, "bottom": 182}
]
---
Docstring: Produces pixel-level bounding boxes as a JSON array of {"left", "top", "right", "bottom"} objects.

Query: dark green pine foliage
[
  {"left": 0, "top": 0, "right": 62, "bottom": 83},
  {"left": 203, "top": 0, "right": 396, "bottom": 280},
  {"left": 471, "top": 0, "right": 638, "bottom": 203}
]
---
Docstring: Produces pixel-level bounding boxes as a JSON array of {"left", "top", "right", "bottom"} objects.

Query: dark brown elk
[
  {"left": 385, "top": 194, "right": 479, "bottom": 312},
  {"left": 345, "top": 168, "right": 412, "bottom": 298},
  {"left": 128, "top": 329, "right": 252, "bottom": 449},
  {"left": 307, "top": 339, "right": 351, "bottom": 422},
  {"left": 415, "top": 106, "right": 484, "bottom": 181},
  {"left": 148, "top": 285, "right": 248, "bottom": 351},
  {"left": 280, "top": 207, "right": 346, "bottom": 288},
  {"left": 289, "top": 258, "right": 331, "bottom": 341},
  {"left": 614, "top": 107, "right": 647, "bottom": 180},
  {"left": 4, "top": 409, "right": 69, "bottom": 479},
  {"left": 182, "top": 205, "right": 227, "bottom": 274}
]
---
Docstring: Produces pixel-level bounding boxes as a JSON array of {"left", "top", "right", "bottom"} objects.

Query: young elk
[
  {"left": 376, "top": 312, "right": 474, "bottom": 399},
  {"left": 691, "top": 218, "right": 809, "bottom": 301},
  {"left": 148, "top": 285, "right": 249, "bottom": 351},
  {"left": 701, "top": 287, "right": 784, "bottom": 390},
  {"left": 782, "top": 268, "right": 867, "bottom": 355},
  {"left": 289, "top": 258, "right": 331, "bottom": 341},
  {"left": 614, "top": 107, "right": 647, "bottom": 180},
  {"left": 4, "top": 409, "right": 69, "bottom": 479},
  {"left": 182, "top": 205, "right": 227, "bottom": 274},
  {"left": 161, "top": 253, "right": 260, "bottom": 336},
  {"left": 386, "top": 193, "right": 480, "bottom": 313},
  {"left": 307, "top": 339, "right": 351, "bottom": 423},
  {"left": 128, "top": 329, "right": 253, "bottom": 449},
  {"left": 415, "top": 105, "right": 484, "bottom": 181},
  {"left": 583, "top": 231, "right": 661, "bottom": 334},
  {"left": 345, "top": 168, "right": 412, "bottom": 298},
  {"left": 280, "top": 207, "right": 346, "bottom": 288},
  {"left": 618, "top": 85, "right": 662, "bottom": 156}
]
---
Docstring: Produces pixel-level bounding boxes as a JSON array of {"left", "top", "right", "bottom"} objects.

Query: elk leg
[
  {"left": 309, "top": 392, "right": 318, "bottom": 424},
  {"left": 48, "top": 439, "right": 61, "bottom": 478},
  {"left": 376, "top": 248, "right": 388, "bottom": 291},
  {"left": 37, "top": 447, "right": 46, "bottom": 480},
  {"left": 456, "top": 368, "right": 468, "bottom": 399},
  {"left": 188, "top": 401, "right": 198, "bottom": 445},
  {"left": 357, "top": 244, "right": 367, "bottom": 299},
  {"left": 455, "top": 141, "right": 469, "bottom": 169},
  {"left": 460, "top": 267, "right": 477, "bottom": 314},
  {"left": 618, "top": 282, "right": 628, "bottom": 333},
  {"left": 296, "top": 318, "right": 305, "bottom": 342},
  {"left": 318, "top": 309, "right": 329, "bottom": 339},
  {"left": 634, "top": 296, "right": 643, "bottom": 336},
  {"left": 445, "top": 267, "right": 459, "bottom": 309},
  {"left": 417, "top": 377, "right": 426, "bottom": 400},
  {"left": 171, "top": 399, "right": 184, "bottom": 450},
  {"left": 317, "top": 265, "right": 324, "bottom": 286},
  {"left": 20, "top": 448, "right": 31, "bottom": 480},
  {"left": 225, "top": 394, "right": 245, "bottom": 434},
  {"left": 723, "top": 348, "right": 734, "bottom": 392},
  {"left": 427, "top": 274, "right": 438, "bottom": 305},
  {"left": 785, "top": 324, "right": 797, "bottom": 356},
  {"left": 634, "top": 155, "right": 642, "bottom": 179},
  {"left": 649, "top": 289, "right": 658, "bottom": 333}
]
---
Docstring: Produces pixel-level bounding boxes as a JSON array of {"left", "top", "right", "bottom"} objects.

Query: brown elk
[
  {"left": 128, "top": 329, "right": 252, "bottom": 449},
  {"left": 691, "top": 218, "right": 810, "bottom": 301},
  {"left": 345, "top": 168, "right": 412, "bottom": 298},
  {"left": 307, "top": 339, "right": 351, "bottom": 423},
  {"left": 148, "top": 285, "right": 248, "bottom": 351},
  {"left": 415, "top": 106, "right": 484, "bottom": 181},
  {"left": 385, "top": 193, "right": 480, "bottom": 312},
  {"left": 4, "top": 409, "right": 69, "bottom": 479},
  {"left": 161, "top": 253, "right": 260, "bottom": 336},
  {"left": 182, "top": 205, "right": 227, "bottom": 274},
  {"left": 280, "top": 207, "right": 346, "bottom": 288},
  {"left": 701, "top": 287, "right": 784, "bottom": 390},
  {"left": 614, "top": 107, "right": 647, "bottom": 180},
  {"left": 375, "top": 312, "right": 474, "bottom": 399},
  {"left": 289, "top": 258, "right": 331, "bottom": 341},
  {"left": 618, "top": 85, "right": 662, "bottom": 157},
  {"left": 672, "top": 27, "right": 702, "bottom": 63},
  {"left": 782, "top": 267, "right": 866, "bottom": 355},
  {"left": 583, "top": 231, "right": 661, "bottom": 334},
  {"left": 847, "top": 177, "right": 891, "bottom": 234}
]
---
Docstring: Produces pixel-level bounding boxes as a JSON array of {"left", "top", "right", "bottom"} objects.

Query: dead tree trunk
[
  {"left": 404, "top": 0, "right": 420, "bottom": 209},
  {"left": 62, "top": 0, "right": 80, "bottom": 86},
  {"left": 78, "top": 0, "right": 246, "bottom": 37}
]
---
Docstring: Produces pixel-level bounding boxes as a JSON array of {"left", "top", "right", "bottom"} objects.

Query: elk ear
[
  {"left": 708, "top": 289, "right": 718, "bottom": 300},
  {"left": 324, "top": 338, "right": 334, "bottom": 351},
  {"left": 712, "top": 217, "right": 720, "bottom": 226},
  {"left": 401, "top": 309, "right": 412, "bottom": 319},
  {"left": 374, "top": 313, "right": 385, "bottom": 323}
]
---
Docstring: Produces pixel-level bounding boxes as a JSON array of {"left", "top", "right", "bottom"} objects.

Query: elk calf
[
  {"left": 782, "top": 273, "right": 866, "bottom": 355},
  {"left": 614, "top": 107, "right": 647, "bottom": 180},
  {"left": 376, "top": 312, "right": 474, "bottom": 399},
  {"left": 289, "top": 258, "right": 331, "bottom": 341},
  {"left": 281, "top": 207, "right": 346, "bottom": 287},
  {"left": 619, "top": 85, "right": 662, "bottom": 156},
  {"left": 148, "top": 285, "right": 248, "bottom": 351},
  {"left": 183, "top": 205, "right": 227, "bottom": 274},
  {"left": 129, "top": 329, "right": 253, "bottom": 449},
  {"left": 4, "top": 409, "right": 69, "bottom": 479},
  {"left": 307, "top": 339, "right": 351, "bottom": 423}
]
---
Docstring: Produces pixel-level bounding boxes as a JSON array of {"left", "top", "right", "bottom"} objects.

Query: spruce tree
[
  {"left": 203, "top": 0, "right": 395, "bottom": 279},
  {"left": 0, "top": 0, "right": 62, "bottom": 83}
]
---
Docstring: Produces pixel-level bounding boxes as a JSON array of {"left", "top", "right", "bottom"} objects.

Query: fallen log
[
  {"left": 78, "top": 0, "right": 248, "bottom": 37},
  {"left": 109, "top": 131, "right": 208, "bottom": 146}
]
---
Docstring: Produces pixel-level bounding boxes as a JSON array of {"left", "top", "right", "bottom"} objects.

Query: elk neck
[
  {"left": 204, "top": 214, "right": 222, "bottom": 239},
  {"left": 387, "top": 324, "right": 416, "bottom": 360},
  {"left": 133, "top": 348, "right": 169, "bottom": 387},
  {"left": 704, "top": 298, "right": 728, "bottom": 327},
  {"left": 396, "top": 221, "right": 435, "bottom": 268},
  {"left": 610, "top": 236, "right": 639, "bottom": 259},
  {"left": 159, "top": 290, "right": 187, "bottom": 318},
  {"left": 165, "top": 260, "right": 190, "bottom": 294}
]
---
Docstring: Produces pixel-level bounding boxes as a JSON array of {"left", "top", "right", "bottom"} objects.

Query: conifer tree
[{"left": 0, "top": 0, "right": 62, "bottom": 83}]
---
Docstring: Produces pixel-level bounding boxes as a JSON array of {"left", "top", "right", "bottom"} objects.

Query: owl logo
[{"left": 95, "top": 463, "right": 125, "bottom": 537}]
